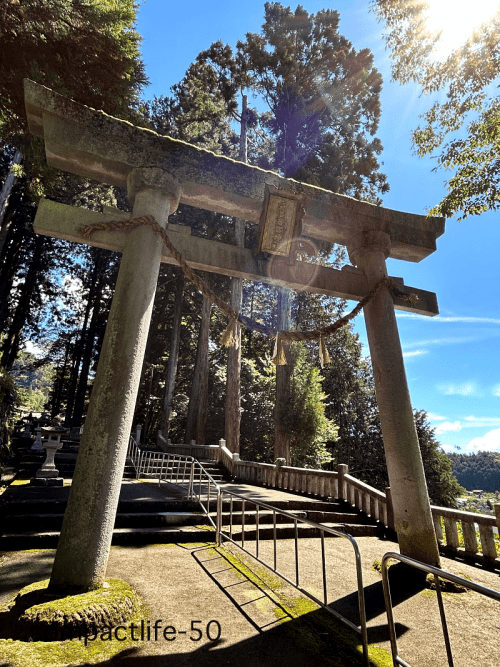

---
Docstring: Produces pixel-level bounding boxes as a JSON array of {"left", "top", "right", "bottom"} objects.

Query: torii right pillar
[{"left": 348, "top": 230, "right": 441, "bottom": 567}]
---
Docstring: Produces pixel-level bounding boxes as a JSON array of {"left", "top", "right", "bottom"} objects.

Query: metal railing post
[
  {"left": 381, "top": 551, "right": 500, "bottom": 667},
  {"left": 216, "top": 491, "right": 222, "bottom": 546},
  {"left": 188, "top": 461, "right": 194, "bottom": 500}
]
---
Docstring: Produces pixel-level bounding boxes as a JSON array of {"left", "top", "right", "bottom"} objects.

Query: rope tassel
[
  {"left": 319, "top": 335, "right": 330, "bottom": 369},
  {"left": 220, "top": 316, "right": 239, "bottom": 348},
  {"left": 272, "top": 333, "right": 287, "bottom": 366}
]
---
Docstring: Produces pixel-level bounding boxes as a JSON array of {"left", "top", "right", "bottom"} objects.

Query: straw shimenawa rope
[{"left": 79, "top": 215, "right": 418, "bottom": 366}]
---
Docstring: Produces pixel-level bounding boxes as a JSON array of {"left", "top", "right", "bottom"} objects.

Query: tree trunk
[
  {"left": 1, "top": 235, "right": 46, "bottom": 368},
  {"left": 185, "top": 273, "right": 212, "bottom": 444},
  {"left": 225, "top": 218, "right": 244, "bottom": 453},
  {"left": 0, "top": 218, "right": 25, "bottom": 332},
  {"left": 70, "top": 249, "right": 113, "bottom": 428},
  {"left": 51, "top": 337, "right": 72, "bottom": 419},
  {"left": 224, "top": 94, "right": 248, "bottom": 452},
  {"left": 0, "top": 150, "right": 22, "bottom": 255},
  {"left": 72, "top": 282, "right": 103, "bottom": 427},
  {"left": 161, "top": 270, "right": 185, "bottom": 439},
  {"left": 274, "top": 286, "right": 292, "bottom": 464},
  {"left": 64, "top": 253, "right": 104, "bottom": 427}
]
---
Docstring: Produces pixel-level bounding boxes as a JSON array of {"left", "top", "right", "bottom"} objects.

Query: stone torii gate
[{"left": 24, "top": 80, "right": 444, "bottom": 592}]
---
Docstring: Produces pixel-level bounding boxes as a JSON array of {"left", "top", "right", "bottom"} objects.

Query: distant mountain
[{"left": 447, "top": 451, "right": 500, "bottom": 493}]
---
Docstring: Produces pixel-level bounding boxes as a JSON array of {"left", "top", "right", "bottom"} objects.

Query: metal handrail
[
  {"left": 381, "top": 551, "right": 500, "bottom": 667},
  {"left": 217, "top": 488, "right": 369, "bottom": 667},
  {"left": 177, "top": 459, "right": 222, "bottom": 538},
  {"left": 129, "top": 437, "right": 376, "bottom": 663},
  {"left": 127, "top": 433, "right": 221, "bottom": 535}
]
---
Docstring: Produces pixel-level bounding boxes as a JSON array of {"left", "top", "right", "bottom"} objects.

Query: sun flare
[{"left": 425, "top": 0, "right": 499, "bottom": 59}]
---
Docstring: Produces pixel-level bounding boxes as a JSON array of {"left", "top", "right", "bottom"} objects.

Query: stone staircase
[
  {"left": 0, "top": 439, "right": 384, "bottom": 550},
  {"left": 215, "top": 497, "right": 382, "bottom": 540}
]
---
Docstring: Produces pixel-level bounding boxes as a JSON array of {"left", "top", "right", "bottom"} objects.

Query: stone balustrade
[
  {"left": 431, "top": 505, "right": 500, "bottom": 565},
  {"left": 154, "top": 432, "right": 500, "bottom": 566},
  {"left": 157, "top": 434, "right": 219, "bottom": 462}
]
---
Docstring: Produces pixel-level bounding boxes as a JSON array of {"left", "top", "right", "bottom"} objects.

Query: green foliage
[
  {"left": 142, "top": 41, "right": 241, "bottom": 154},
  {"left": 448, "top": 451, "right": 500, "bottom": 492},
  {"left": 0, "top": 364, "right": 17, "bottom": 405},
  {"left": 0, "top": 0, "right": 147, "bottom": 138},
  {"left": 278, "top": 343, "right": 337, "bottom": 468},
  {"left": 11, "top": 350, "right": 53, "bottom": 412},
  {"left": 0, "top": 363, "right": 17, "bottom": 456},
  {"left": 238, "top": 2, "right": 389, "bottom": 201},
  {"left": 0, "top": 0, "right": 145, "bottom": 375},
  {"left": 414, "top": 410, "right": 465, "bottom": 506},
  {"left": 372, "top": 0, "right": 500, "bottom": 219}
]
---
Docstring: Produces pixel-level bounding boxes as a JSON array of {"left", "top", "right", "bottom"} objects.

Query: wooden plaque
[{"left": 259, "top": 193, "right": 300, "bottom": 256}]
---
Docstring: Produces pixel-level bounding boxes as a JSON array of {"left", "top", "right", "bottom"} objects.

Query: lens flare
[{"left": 425, "top": 0, "right": 499, "bottom": 59}]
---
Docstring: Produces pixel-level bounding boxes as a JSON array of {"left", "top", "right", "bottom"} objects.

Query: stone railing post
[
  {"left": 347, "top": 230, "right": 440, "bottom": 567},
  {"left": 49, "top": 168, "right": 181, "bottom": 593},
  {"left": 337, "top": 463, "right": 348, "bottom": 501},
  {"left": 218, "top": 438, "right": 225, "bottom": 463},
  {"left": 495, "top": 504, "right": 500, "bottom": 532},
  {"left": 136, "top": 424, "right": 142, "bottom": 445}
]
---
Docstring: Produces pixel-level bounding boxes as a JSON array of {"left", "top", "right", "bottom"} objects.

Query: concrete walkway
[{"left": 1, "top": 479, "right": 500, "bottom": 666}]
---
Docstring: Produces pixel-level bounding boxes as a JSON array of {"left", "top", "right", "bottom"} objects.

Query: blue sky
[{"left": 135, "top": 0, "right": 500, "bottom": 454}]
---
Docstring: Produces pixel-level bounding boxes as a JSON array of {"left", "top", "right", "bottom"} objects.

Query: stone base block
[
  {"left": 35, "top": 469, "right": 59, "bottom": 478},
  {"left": 30, "top": 477, "right": 64, "bottom": 487}
]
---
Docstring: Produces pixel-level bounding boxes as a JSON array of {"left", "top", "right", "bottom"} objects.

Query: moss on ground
[
  {"left": 218, "top": 545, "right": 393, "bottom": 667},
  {"left": 370, "top": 557, "right": 399, "bottom": 574},
  {"left": 0, "top": 577, "right": 150, "bottom": 666},
  {"left": 372, "top": 557, "right": 469, "bottom": 595}
]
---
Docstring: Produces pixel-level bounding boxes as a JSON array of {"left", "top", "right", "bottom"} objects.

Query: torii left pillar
[{"left": 49, "top": 168, "right": 180, "bottom": 593}]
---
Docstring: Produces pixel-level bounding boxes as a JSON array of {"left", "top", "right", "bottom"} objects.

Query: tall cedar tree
[
  {"left": 239, "top": 3, "right": 389, "bottom": 200},
  {"left": 236, "top": 3, "right": 389, "bottom": 462}
]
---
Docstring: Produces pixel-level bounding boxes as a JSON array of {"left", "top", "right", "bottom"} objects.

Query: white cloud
[
  {"left": 493, "top": 385, "right": 500, "bottom": 397},
  {"left": 435, "top": 421, "right": 462, "bottom": 435},
  {"left": 403, "top": 349, "right": 428, "bottom": 358},
  {"left": 437, "top": 382, "right": 480, "bottom": 396},
  {"left": 440, "top": 444, "right": 455, "bottom": 453},
  {"left": 465, "top": 428, "right": 500, "bottom": 453},
  {"left": 428, "top": 413, "right": 446, "bottom": 421},
  {"left": 464, "top": 416, "right": 500, "bottom": 427},
  {"left": 397, "top": 313, "right": 500, "bottom": 325},
  {"left": 405, "top": 336, "right": 479, "bottom": 349}
]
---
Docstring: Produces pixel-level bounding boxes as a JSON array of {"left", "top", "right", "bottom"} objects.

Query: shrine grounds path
[{"left": 1, "top": 480, "right": 499, "bottom": 666}]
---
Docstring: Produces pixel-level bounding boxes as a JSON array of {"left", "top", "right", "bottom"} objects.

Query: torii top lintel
[{"left": 24, "top": 79, "right": 444, "bottom": 263}]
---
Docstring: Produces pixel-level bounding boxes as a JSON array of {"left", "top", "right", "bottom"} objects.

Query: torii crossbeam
[{"left": 24, "top": 80, "right": 444, "bottom": 591}]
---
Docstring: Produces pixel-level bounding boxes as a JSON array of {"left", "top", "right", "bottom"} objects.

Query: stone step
[
  {"left": 1, "top": 497, "right": 196, "bottom": 515},
  {"left": 220, "top": 523, "right": 381, "bottom": 540},
  {"left": 216, "top": 510, "right": 308, "bottom": 525},
  {"left": 0, "top": 518, "right": 380, "bottom": 551},
  {"left": 217, "top": 510, "right": 367, "bottom": 526},
  {"left": 218, "top": 498, "right": 346, "bottom": 513},
  {"left": 2, "top": 511, "right": 203, "bottom": 531},
  {"left": 0, "top": 525, "right": 215, "bottom": 550},
  {"left": 304, "top": 511, "right": 368, "bottom": 524}
]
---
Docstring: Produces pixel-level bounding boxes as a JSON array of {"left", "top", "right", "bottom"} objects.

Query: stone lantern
[{"left": 30, "top": 426, "right": 69, "bottom": 487}]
